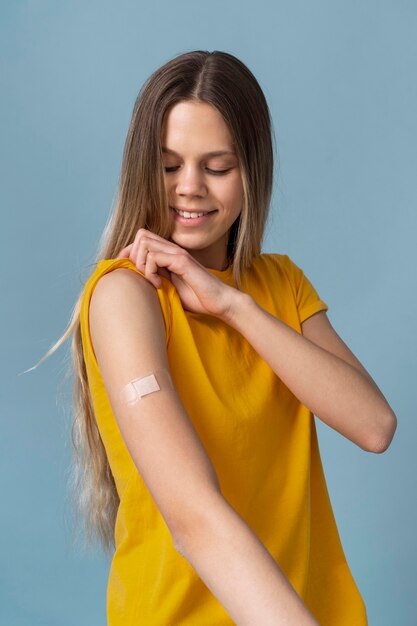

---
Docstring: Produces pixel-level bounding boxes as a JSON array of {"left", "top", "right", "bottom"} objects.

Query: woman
[{"left": 40, "top": 50, "right": 396, "bottom": 624}]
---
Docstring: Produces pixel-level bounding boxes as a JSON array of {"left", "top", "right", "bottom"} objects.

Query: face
[{"left": 161, "top": 100, "right": 244, "bottom": 270}]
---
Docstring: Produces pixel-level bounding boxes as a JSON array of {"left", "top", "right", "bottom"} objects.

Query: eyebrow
[{"left": 161, "top": 147, "right": 236, "bottom": 158}]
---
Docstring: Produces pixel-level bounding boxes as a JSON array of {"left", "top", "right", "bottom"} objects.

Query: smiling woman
[{"left": 31, "top": 49, "right": 396, "bottom": 625}]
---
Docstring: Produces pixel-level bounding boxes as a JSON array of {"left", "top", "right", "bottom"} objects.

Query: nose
[{"left": 175, "top": 164, "right": 207, "bottom": 198}]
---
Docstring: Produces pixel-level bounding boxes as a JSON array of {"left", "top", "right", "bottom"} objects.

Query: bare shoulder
[
  {"left": 89, "top": 266, "right": 168, "bottom": 375},
  {"left": 89, "top": 267, "right": 162, "bottom": 324},
  {"left": 90, "top": 267, "right": 157, "bottom": 307}
]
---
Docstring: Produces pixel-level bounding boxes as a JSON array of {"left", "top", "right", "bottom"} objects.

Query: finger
[
  {"left": 136, "top": 236, "right": 150, "bottom": 271},
  {"left": 157, "top": 266, "right": 172, "bottom": 281},
  {"left": 130, "top": 227, "right": 154, "bottom": 266},
  {"left": 116, "top": 229, "right": 163, "bottom": 263},
  {"left": 132, "top": 228, "right": 183, "bottom": 261},
  {"left": 120, "top": 229, "right": 183, "bottom": 277},
  {"left": 144, "top": 248, "right": 179, "bottom": 288},
  {"left": 115, "top": 244, "right": 133, "bottom": 259},
  {"left": 144, "top": 251, "right": 162, "bottom": 289},
  {"left": 136, "top": 235, "right": 177, "bottom": 272},
  {"left": 130, "top": 232, "right": 141, "bottom": 265},
  {"left": 129, "top": 230, "right": 153, "bottom": 270},
  {"left": 135, "top": 228, "right": 171, "bottom": 243},
  {"left": 132, "top": 228, "right": 166, "bottom": 256},
  {"left": 145, "top": 250, "right": 185, "bottom": 283}
]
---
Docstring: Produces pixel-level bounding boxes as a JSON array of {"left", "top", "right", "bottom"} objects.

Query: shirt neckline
[
  {"left": 206, "top": 264, "right": 234, "bottom": 283},
  {"left": 206, "top": 264, "right": 232, "bottom": 274}
]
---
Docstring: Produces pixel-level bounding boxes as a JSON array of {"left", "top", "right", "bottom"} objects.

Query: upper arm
[
  {"left": 89, "top": 268, "right": 221, "bottom": 539},
  {"left": 301, "top": 310, "right": 377, "bottom": 387}
]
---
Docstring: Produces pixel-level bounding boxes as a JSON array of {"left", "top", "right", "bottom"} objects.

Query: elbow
[
  {"left": 367, "top": 410, "right": 398, "bottom": 454},
  {"left": 172, "top": 533, "right": 188, "bottom": 558},
  {"left": 171, "top": 490, "right": 227, "bottom": 557}
]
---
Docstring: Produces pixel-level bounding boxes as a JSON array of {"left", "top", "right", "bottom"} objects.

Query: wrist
[{"left": 218, "top": 288, "right": 254, "bottom": 328}]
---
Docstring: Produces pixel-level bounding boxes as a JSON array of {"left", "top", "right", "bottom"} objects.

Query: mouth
[{"left": 170, "top": 206, "right": 217, "bottom": 225}]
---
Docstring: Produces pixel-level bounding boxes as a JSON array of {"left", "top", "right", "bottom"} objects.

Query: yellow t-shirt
[{"left": 79, "top": 252, "right": 368, "bottom": 625}]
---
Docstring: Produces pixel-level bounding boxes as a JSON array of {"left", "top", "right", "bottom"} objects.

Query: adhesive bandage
[{"left": 120, "top": 368, "right": 174, "bottom": 406}]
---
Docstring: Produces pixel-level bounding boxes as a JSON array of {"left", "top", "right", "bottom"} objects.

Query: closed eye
[
  {"left": 164, "top": 167, "right": 232, "bottom": 175},
  {"left": 207, "top": 168, "right": 232, "bottom": 175}
]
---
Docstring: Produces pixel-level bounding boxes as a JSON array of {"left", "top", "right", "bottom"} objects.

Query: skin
[
  {"left": 110, "top": 100, "right": 397, "bottom": 623},
  {"left": 162, "top": 100, "right": 244, "bottom": 271}
]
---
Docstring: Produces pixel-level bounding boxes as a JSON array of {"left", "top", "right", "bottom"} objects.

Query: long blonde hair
[{"left": 27, "top": 50, "right": 275, "bottom": 555}]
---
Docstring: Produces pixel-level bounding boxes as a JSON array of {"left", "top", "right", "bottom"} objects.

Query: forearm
[
  {"left": 174, "top": 495, "right": 318, "bottom": 626},
  {"left": 223, "top": 292, "right": 394, "bottom": 452}
]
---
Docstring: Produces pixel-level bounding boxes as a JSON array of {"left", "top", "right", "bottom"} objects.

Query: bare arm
[
  {"left": 89, "top": 268, "right": 319, "bottom": 625},
  {"left": 221, "top": 293, "right": 397, "bottom": 453}
]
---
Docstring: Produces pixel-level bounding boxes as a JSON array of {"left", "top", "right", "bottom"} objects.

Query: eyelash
[{"left": 164, "top": 166, "right": 232, "bottom": 176}]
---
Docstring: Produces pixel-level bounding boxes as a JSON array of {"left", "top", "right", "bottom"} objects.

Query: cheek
[{"left": 218, "top": 176, "right": 244, "bottom": 206}]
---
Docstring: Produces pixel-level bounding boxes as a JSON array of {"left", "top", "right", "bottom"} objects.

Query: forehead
[{"left": 161, "top": 101, "right": 235, "bottom": 153}]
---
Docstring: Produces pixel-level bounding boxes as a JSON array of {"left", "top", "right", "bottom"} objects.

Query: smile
[
  {"left": 171, "top": 207, "right": 217, "bottom": 225},
  {"left": 173, "top": 207, "right": 215, "bottom": 217}
]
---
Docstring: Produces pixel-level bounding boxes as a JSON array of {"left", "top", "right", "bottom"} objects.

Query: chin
[{"left": 172, "top": 236, "right": 213, "bottom": 253}]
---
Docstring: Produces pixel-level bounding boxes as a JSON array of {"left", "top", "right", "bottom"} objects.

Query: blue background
[{"left": 1, "top": 1, "right": 416, "bottom": 624}]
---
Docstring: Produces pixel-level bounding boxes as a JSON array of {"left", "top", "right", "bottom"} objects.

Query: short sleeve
[{"left": 281, "top": 254, "right": 329, "bottom": 324}]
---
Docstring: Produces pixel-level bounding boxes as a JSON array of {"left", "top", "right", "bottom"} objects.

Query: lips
[
  {"left": 170, "top": 206, "right": 217, "bottom": 225},
  {"left": 172, "top": 206, "right": 216, "bottom": 215}
]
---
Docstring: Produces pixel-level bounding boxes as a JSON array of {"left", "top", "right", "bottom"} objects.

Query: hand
[{"left": 116, "top": 228, "right": 240, "bottom": 319}]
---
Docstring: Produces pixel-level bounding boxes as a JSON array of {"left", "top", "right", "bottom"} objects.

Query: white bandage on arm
[{"left": 120, "top": 367, "right": 174, "bottom": 406}]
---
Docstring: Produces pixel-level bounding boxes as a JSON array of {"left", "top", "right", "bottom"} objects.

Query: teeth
[{"left": 174, "top": 208, "right": 207, "bottom": 219}]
